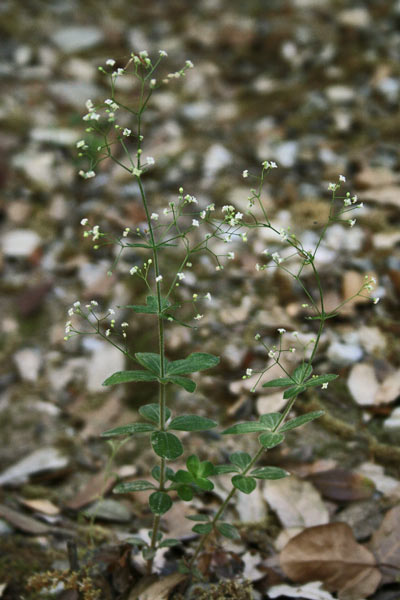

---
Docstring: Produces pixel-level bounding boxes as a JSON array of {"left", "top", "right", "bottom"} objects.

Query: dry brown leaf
[
  {"left": 369, "top": 505, "right": 400, "bottom": 584},
  {"left": 307, "top": 469, "right": 375, "bottom": 502},
  {"left": 280, "top": 523, "right": 381, "bottom": 600},
  {"left": 66, "top": 471, "right": 117, "bottom": 510},
  {"left": 21, "top": 498, "right": 60, "bottom": 515},
  {"left": 0, "top": 503, "right": 50, "bottom": 534},
  {"left": 263, "top": 476, "right": 329, "bottom": 528},
  {"left": 127, "top": 572, "right": 186, "bottom": 600}
]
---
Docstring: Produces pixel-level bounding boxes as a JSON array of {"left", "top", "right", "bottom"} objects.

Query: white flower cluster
[{"left": 221, "top": 205, "right": 243, "bottom": 226}]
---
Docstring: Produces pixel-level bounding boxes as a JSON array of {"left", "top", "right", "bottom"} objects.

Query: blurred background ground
[{"left": 1, "top": 0, "right": 400, "bottom": 598}]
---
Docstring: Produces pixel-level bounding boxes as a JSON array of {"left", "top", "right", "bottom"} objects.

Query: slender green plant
[{"left": 65, "top": 51, "right": 378, "bottom": 576}]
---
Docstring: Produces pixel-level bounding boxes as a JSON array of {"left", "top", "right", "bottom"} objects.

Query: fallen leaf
[
  {"left": 20, "top": 498, "right": 60, "bottom": 515},
  {"left": 280, "top": 523, "right": 381, "bottom": 600},
  {"left": 66, "top": 471, "right": 117, "bottom": 510},
  {"left": 127, "top": 572, "right": 186, "bottom": 600},
  {"left": 263, "top": 476, "right": 329, "bottom": 528},
  {"left": 267, "top": 580, "right": 336, "bottom": 600},
  {"left": 307, "top": 469, "right": 375, "bottom": 502},
  {"left": 369, "top": 505, "right": 400, "bottom": 584},
  {"left": 0, "top": 503, "right": 50, "bottom": 534},
  {"left": 0, "top": 447, "right": 69, "bottom": 486}
]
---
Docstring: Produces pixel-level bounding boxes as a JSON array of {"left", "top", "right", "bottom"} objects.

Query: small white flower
[
  {"left": 349, "top": 219, "right": 356, "bottom": 227},
  {"left": 339, "top": 174, "right": 346, "bottom": 182},
  {"left": 177, "top": 272, "right": 185, "bottom": 280},
  {"left": 105, "top": 329, "right": 111, "bottom": 337},
  {"left": 235, "top": 212, "right": 243, "bottom": 220},
  {"left": 122, "top": 227, "right": 130, "bottom": 237},
  {"left": 227, "top": 252, "right": 235, "bottom": 260},
  {"left": 121, "top": 322, "right": 129, "bottom": 328},
  {"left": 90, "top": 300, "right": 98, "bottom": 306},
  {"left": 278, "top": 328, "right": 286, "bottom": 334},
  {"left": 156, "top": 275, "right": 163, "bottom": 282},
  {"left": 108, "top": 308, "right": 115, "bottom": 315},
  {"left": 159, "top": 50, "right": 168, "bottom": 57},
  {"left": 328, "top": 182, "right": 337, "bottom": 191},
  {"left": 150, "top": 79, "right": 156, "bottom": 87},
  {"left": 372, "top": 297, "right": 380, "bottom": 304},
  {"left": 151, "top": 212, "right": 159, "bottom": 220},
  {"left": 185, "top": 60, "right": 194, "bottom": 68},
  {"left": 104, "top": 99, "right": 113, "bottom": 105},
  {"left": 73, "top": 301, "right": 81, "bottom": 308},
  {"left": 192, "top": 219, "right": 199, "bottom": 227},
  {"left": 321, "top": 382, "right": 329, "bottom": 389},
  {"left": 76, "top": 140, "right": 85, "bottom": 148},
  {"left": 254, "top": 333, "right": 261, "bottom": 340},
  {"left": 200, "top": 210, "right": 206, "bottom": 219},
  {"left": 255, "top": 263, "right": 261, "bottom": 271},
  {"left": 268, "top": 350, "right": 276, "bottom": 358},
  {"left": 344, "top": 198, "right": 352, "bottom": 206},
  {"left": 68, "top": 308, "right": 74, "bottom": 316},
  {"left": 242, "top": 169, "right": 249, "bottom": 178},
  {"left": 246, "top": 368, "right": 253, "bottom": 376},
  {"left": 194, "top": 313, "right": 203, "bottom": 320},
  {"left": 272, "top": 252, "right": 283, "bottom": 264},
  {"left": 123, "top": 128, "right": 131, "bottom": 136},
  {"left": 106, "top": 59, "right": 116, "bottom": 66},
  {"left": 204, "top": 292, "right": 212, "bottom": 301},
  {"left": 146, "top": 156, "right": 155, "bottom": 165},
  {"left": 80, "top": 218, "right": 88, "bottom": 226}
]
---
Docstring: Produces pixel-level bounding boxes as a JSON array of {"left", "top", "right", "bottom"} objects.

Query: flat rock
[
  {"left": 0, "top": 447, "right": 69, "bottom": 486},
  {"left": 2, "top": 229, "right": 42, "bottom": 258},
  {"left": 13, "top": 151, "right": 56, "bottom": 189},
  {"left": 376, "top": 370, "right": 400, "bottom": 404},
  {"left": 51, "top": 26, "right": 103, "bottom": 53}
]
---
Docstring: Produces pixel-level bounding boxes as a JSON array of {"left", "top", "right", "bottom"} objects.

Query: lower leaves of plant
[{"left": 67, "top": 49, "right": 377, "bottom": 575}]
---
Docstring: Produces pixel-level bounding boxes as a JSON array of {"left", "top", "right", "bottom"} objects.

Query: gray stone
[
  {"left": 85, "top": 339, "right": 125, "bottom": 393},
  {"left": 51, "top": 26, "right": 103, "bottom": 53},
  {"left": 49, "top": 81, "right": 100, "bottom": 110}
]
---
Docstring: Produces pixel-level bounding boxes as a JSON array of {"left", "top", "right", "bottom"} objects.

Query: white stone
[
  {"left": 326, "top": 85, "right": 355, "bottom": 103},
  {"left": 14, "top": 348, "right": 42, "bottom": 382},
  {"left": 51, "top": 26, "right": 103, "bottom": 53},
  {"left": 327, "top": 341, "right": 363, "bottom": 366},
  {"left": 347, "top": 363, "right": 379, "bottom": 406},
  {"left": 384, "top": 407, "right": 400, "bottom": 431},
  {"left": 86, "top": 339, "right": 125, "bottom": 393},
  {"left": 2, "top": 229, "right": 41, "bottom": 258},
  {"left": 203, "top": 143, "right": 232, "bottom": 178}
]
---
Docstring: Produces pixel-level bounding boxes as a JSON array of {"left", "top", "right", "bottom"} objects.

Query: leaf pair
[
  {"left": 102, "top": 351, "right": 220, "bottom": 393},
  {"left": 262, "top": 363, "right": 337, "bottom": 399},
  {"left": 170, "top": 455, "right": 215, "bottom": 501},
  {"left": 186, "top": 514, "right": 240, "bottom": 540}
]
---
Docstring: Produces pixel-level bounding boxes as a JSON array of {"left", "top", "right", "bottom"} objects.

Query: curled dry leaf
[
  {"left": 369, "top": 505, "right": 400, "bottom": 584},
  {"left": 263, "top": 476, "right": 329, "bottom": 528},
  {"left": 307, "top": 468, "right": 375, "bottom": 502},
  {"left": 280, "top": 523, "right": 381, "bottom": 600}
]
